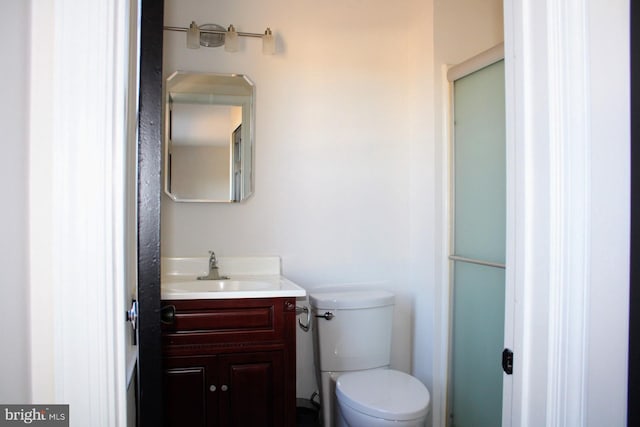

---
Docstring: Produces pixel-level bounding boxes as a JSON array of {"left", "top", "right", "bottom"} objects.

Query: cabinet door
[
  {"left": 218, "top": 352, "right": 284, "bottom": 427},
  {"left": 163, "top": 356, "right": 218, "bottom": 427}
]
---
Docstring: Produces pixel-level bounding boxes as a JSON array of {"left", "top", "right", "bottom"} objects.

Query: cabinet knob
[
  {"left": 209, "top": 385, "right": 216, "bottom": 392},
  {"left": 221, "top": 385, "right": 228, "bottom": 392}
]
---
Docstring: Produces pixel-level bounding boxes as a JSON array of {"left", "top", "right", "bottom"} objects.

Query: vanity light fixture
[{"left": 164, "top": 21, "right": 277, "bottom": 55}]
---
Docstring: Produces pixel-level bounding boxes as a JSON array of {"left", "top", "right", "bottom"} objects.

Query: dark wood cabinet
[
  {"left": 164, "top": 355, "right": 216, "bottom": 426},
  {"left": 219, "top": 351, "right": 284, "bottom": 426},
  {"left": 161, "top": 297, "right": 297, "bottom": 427}
]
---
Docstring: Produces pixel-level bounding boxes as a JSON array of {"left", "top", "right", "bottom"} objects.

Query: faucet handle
[
  {"left": 197, "top": 250, "right": 227, "bottom": 280},
  {"left": 208, "top": 250, "right": 218, "bottom": 267}
]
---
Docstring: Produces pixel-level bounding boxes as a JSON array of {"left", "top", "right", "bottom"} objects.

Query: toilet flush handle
[{"left": 315, "top": 311, "right": 334, "bottom": 320}]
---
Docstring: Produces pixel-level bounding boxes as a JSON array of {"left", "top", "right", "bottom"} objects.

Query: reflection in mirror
[{"left": 164, "top": 71, "right": 255, "bottom": 202}]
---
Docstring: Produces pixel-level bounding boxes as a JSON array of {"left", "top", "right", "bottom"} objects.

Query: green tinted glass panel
[
  {"left": 451, "top": 261, "right": 505, "bottom": 427},
  {"left": 453, "top": 60, "right": 506, "bottom": 264},
  {"left": 450, "top": 59, "right": 506, "bottom": 427}
]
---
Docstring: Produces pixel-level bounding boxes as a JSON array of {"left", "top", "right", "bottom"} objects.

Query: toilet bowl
[{"left": 336, "top": 369, "right": 430, "bottom": 427}]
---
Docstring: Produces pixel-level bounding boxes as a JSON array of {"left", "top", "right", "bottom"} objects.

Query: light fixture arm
[{"left": 164, "top": 25, "right": 266, "bottom": 39}]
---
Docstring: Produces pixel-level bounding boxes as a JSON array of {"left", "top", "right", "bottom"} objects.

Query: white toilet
[{"left": 310, "top": 289, "right": 430, "bottom": 427}]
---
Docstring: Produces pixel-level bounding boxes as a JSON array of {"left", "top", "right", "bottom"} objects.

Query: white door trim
[
  {"left": 29, "top": 0, "right": 131, "bottom": 424},
  {"left": 503, "top": 0, "right": 630, "bottom": 425},
  {"left": 541, "top": 1, "right": 591, "bottom": 424},
  {"left": 508, "top": 0, "right": 594, "bottom": 420},
  {"left": 504, "top": 0, "right": 593, "bottom": 421}
]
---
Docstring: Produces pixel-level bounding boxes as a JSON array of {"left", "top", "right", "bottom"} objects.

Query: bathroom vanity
[{"left": 160, "top": 257, "right": 305, "bottom": 427}]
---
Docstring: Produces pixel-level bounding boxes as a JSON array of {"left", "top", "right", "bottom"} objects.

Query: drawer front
[
  {"left": 162, "top": 298, "right": 295, "bottom": 351},
  {"left": 172, "top": 306, "right": 274, "bottom": 332}
]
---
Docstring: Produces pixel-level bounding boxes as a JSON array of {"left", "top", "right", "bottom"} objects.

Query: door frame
[
  {"left": 629, "top": 0, "right": 639, "bottom": 424},
  {"left": 135, "top": 1, "right": 631, "bottom": 426},
  {"left": 503, "top": 0, "right": 630, "bottom": 425},
  {"left": 28, "top": 0, "right": 142, "bottom": 423},
  {"left": 137, "top": 0, "right": 165, "bottom": 425}
]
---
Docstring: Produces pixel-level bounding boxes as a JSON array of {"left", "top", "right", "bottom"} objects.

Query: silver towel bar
[{"left": 449, "top": 255, "right": 506, "bottom": 269}]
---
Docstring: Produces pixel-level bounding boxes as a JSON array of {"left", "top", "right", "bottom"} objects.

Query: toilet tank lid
[{"left": 309, "top": 290, "right": 394, "bottom": 310}]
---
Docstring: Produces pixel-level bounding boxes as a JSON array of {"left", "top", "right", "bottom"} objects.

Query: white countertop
[{"left": 161, "top": 256, "right": 306, "bottom": 300}]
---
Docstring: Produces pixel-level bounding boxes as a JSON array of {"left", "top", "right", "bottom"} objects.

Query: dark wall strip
[{"left": 137, "top": 0, "right": 164, "bottom": 425}]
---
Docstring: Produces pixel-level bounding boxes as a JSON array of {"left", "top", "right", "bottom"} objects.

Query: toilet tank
[{"left": 309, "top": 289, "right": 395, "bottom": 372}]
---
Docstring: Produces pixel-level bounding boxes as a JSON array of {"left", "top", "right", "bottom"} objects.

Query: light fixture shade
[
  {"left": 262, "top": 27, "right": 275, "bottom": 55},
  {"left": 187, "top": 21, "right": 200, "bottom": 49},
  {"left": 225, "top": 25, "right": 239, "bottom": 52}
]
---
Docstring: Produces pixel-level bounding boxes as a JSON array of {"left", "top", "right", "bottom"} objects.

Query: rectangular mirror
[{"left": 164, "top": 71, "right": 255, "bottom": 202}]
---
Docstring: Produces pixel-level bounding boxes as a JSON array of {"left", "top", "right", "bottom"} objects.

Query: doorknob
[
  {"left": 125, "top": 300, "right": 138, "bottom": 345},
  {"left": 161, "top": 305, "right": 176, "bottom": 324}
]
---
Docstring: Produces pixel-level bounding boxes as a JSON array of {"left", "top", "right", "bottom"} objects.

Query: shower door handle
[{"left": 502, "top": 348, "right": 513, "bottom": 375}]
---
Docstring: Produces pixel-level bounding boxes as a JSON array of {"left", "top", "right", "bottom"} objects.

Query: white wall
[
  {"left": 162, "top": 0, "right": 436, "bottom": 401},
  {"left": 0, "top": 0, "right": 30, "bottom": 403}
]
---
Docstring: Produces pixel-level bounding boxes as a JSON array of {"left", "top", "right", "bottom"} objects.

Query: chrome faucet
[{"left": 197, "top": 251, "right": 229, "bottom": 280}]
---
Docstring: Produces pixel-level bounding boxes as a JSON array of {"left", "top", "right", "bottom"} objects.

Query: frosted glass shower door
[{"left": 449, "top": 59, "right": 506, "bottom": 427}]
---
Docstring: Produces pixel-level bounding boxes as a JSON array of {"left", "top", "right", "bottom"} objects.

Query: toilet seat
[{"left": 336, "top": 369, "right": 430, "bottom": 421}]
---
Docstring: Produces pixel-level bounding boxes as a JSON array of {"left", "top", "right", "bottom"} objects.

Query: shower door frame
[{"left": 445, "top": 45, "right": 510, "bottom": 427}]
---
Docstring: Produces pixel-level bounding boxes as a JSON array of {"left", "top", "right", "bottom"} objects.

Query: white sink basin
[
  {"left": 161, "top": 256, "right": 306, "bottom": 300},
  {"left": 162, "top": 275, "right": 305, "bottom": 300}
]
